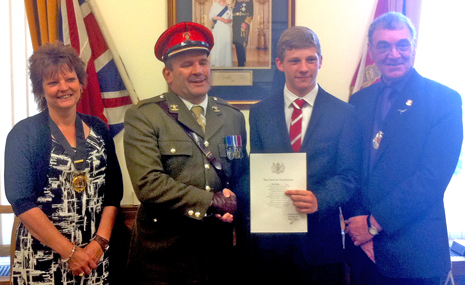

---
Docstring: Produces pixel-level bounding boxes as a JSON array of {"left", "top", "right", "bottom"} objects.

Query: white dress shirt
[
  {"left": 283, "top": 84, "right": 318, "bottom": 142},
  {"left": 179, "top": 95, "right": 209, "bottom": 125}
]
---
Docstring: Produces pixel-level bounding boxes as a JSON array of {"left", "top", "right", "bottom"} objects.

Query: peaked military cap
[{"left": 154, "top": 22, "right": 214, "bottom": 61}]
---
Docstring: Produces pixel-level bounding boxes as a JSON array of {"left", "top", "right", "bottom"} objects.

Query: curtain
[
  {"left": 415, "top": 1, "right": 465, "bottom": 239},
  {"left": 24, "top": 0, "right": 60, "bottom": 50},
  {"left": 0, "top": 0, "right": 35, "bottom": 245}
]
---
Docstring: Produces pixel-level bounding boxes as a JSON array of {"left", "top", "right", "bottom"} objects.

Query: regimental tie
[
  {"left": 290, "top": 99, "right": 306, "bottom": 152},
  {"left": 372, "top": 86, "right": 394, "bottom": 150},
  {"left": 191, "top": 105, "right": 206, "bottom": 134}
]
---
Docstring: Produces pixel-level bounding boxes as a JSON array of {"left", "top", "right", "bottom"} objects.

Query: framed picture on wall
[
  {"left": 168, "top": 0, "right": 295, "bottom": 108},
  {"left": 188, "top": 0, "right": 273, "bottom": 69}
]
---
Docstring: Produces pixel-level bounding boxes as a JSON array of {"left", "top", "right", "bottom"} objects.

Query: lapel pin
[
  {"left": 170, "top": 104, "right": 179, "bottom": 112},
  {"left": 212, "top": 106, "right": 220, "bottom": 113},
  {"left": 406, "top": 100, "right": 413, "bottom": 106}
]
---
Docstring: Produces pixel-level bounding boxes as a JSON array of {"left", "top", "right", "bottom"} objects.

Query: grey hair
[{"left": 368, "top": 12, "right": 416, "bottom": 44}]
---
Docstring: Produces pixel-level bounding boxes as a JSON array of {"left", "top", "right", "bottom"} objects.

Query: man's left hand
[
  {"left": 284, "top": 190, "right": 318, "bottom": 214},
  {"left": 345, "top": 215, "right": 373, "bottom": 246}
]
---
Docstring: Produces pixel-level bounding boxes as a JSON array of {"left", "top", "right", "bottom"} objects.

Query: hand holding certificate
[{"left": 250, "top": 153, "right": 308, "bottom": 233}]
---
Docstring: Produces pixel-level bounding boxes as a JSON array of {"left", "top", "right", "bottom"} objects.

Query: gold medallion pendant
[{"left": 72, "top": 172, "right": 88, "bottom": 193}]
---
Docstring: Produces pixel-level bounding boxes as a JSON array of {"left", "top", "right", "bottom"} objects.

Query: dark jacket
[
  {"left": 249, "top": 86, "right": 361, "bottom": 267},
  {"left": 4, "top": 109, "right": 123, "bottom": 216},
  {"left": 349, "top": 68, "right": 463, "bottom": 278}
]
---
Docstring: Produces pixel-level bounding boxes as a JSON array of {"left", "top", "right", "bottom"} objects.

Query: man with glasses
[{"left": 345, "top": 12, "right": 463, "bottom": 285}]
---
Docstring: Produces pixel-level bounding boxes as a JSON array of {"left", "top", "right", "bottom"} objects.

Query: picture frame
[{"left": 168, "top": 0, "right": 295, "bottom": 109}]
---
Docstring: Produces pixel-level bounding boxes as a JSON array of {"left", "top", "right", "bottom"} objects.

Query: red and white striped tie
[{"left": 290, "top": 99, "right": 306, "bottom": 152}]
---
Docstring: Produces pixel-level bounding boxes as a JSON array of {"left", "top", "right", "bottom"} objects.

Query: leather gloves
[{"left": 210, "top": 191, "right": 237, "bottom": 215}]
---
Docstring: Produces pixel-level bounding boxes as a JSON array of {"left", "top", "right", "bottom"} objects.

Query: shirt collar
[
  {"left": 284, "top": 84, "right": 318, "bottom": 108},
  {"left": 179, "top": 95, "right": 209, "bottom": 116},
  {"left": 381, "top": 67, "right": 414, "bottom": 94}
]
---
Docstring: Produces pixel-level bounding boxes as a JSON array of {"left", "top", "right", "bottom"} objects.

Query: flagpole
[
  {"left": 352, "top": 41, "right": 369, "bottom": 94},
  {"left": 87, "top": 0, "right": 139, "bottom": 104}
]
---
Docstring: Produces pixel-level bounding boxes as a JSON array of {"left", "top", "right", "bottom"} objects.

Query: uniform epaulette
[
  {"left": 210, "top": 96, "right": 240, "bottom": 112},
  {"left": 136, "top": 93, "right": 168, "bottom": 108},
  {"left": 152, "top": 94, "right": 168, "bottom": 102}
]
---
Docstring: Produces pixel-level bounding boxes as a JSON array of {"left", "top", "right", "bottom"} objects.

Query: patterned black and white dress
[{"left": 12, "top": 129, "right": 110, "bottom": 285}]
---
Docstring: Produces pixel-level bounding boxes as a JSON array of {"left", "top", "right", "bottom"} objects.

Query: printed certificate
[{"left": 250, "top": 153, "right": 307, "bottom": 233}]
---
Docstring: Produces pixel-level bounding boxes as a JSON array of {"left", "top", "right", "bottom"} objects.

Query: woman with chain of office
[{"left": 4, "top": 41, "right": 123, "bottom": 284}]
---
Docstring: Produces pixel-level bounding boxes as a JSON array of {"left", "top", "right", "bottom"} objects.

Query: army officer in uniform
[
  {"left": 232, "top": 0, "right": 253, "bottom": 67},
  {"left": 124, "top": 22, "right": 249, "bottom": 285}
]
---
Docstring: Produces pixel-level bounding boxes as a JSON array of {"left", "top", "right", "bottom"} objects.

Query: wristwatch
[
  {"left": 93, "top": 235, "right": 110, "bottom": 252},
  {"left": 367, "top": 215, "right": 379, "bottom": 236}
]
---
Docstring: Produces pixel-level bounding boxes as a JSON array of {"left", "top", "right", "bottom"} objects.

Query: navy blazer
[
  {"left": 249, "top": 85, "right": 361, "bottom": 265},
  {"left": 349, "top": 68, "right": 463, "bottom": 278}
]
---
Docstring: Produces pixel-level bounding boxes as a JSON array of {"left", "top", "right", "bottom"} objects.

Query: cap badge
[{"left": 183, "top": 32, "right": 191, "bottom": 40}]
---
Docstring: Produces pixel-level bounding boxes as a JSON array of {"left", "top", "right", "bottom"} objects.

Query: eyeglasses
[{"left": 374, "top": 40, "right": 413, "bottom": 54}]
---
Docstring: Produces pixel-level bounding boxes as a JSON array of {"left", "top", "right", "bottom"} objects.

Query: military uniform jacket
[
  {"left": 232, "top": 0, "right": 253, "bottom": 21},
  {"left": 124, "top": 91, "right": 248, "bottom": 284}
]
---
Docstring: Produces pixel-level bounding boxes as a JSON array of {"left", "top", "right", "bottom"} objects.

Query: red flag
[{"left": 350, "top": 0, "right": 389, "bottom": 94}]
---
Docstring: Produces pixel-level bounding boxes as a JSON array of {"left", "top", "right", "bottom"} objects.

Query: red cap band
[{"left": 154, "top": 22, "right": 214, "bottom": 61}]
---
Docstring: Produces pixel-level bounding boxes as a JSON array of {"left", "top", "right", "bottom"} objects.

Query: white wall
[
  {"left": 94, "top": 0, "right": 169, "bottom": 204},
  {"left": 296, "top": 0, "right": 377, "bottom": 100},
  {"left": 93, "top": 0, "right": 378, "bottom": 204}
]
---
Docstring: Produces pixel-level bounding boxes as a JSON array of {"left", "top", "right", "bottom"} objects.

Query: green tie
[{"left": 191, "top": 105, "right": 206, "bottom": 134}]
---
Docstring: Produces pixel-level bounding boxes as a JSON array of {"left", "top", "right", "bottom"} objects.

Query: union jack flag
[{"left": 61, "top": 0, "right": 133, "bottom": 136}]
